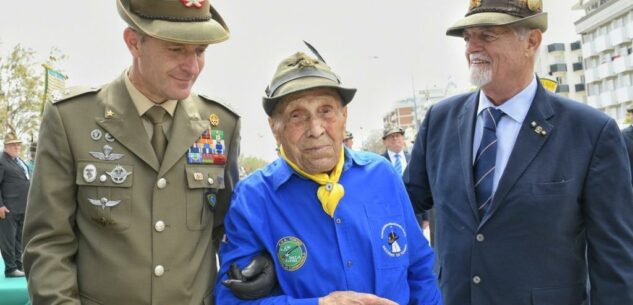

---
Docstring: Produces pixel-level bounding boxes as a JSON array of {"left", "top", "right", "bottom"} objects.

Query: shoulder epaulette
[
  {"left": 51, "top": 86, "right": 101, "bottom": 104},
  {"left": 198, "top": 93, "right": 240, "bottom": 118}
]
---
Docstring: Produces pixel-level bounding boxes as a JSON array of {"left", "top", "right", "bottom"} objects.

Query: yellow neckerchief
[{"left": 280, "top": 145, "right": 345, "bottom": 217}]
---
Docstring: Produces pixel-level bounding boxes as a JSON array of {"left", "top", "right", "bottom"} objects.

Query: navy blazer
[
  {"left": 0, "top": 152, "right": 30, "bottom": 214},
  {"left": 622, "top": 125, "right": 633, "bottom": 173},
  {"left": 404, "top": 82, "right": 633, "bottom": 305}
]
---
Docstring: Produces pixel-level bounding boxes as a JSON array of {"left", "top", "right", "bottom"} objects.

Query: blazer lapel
[
  {"left": 480, "top": 83, "right": 555, "bottom": 226},
  {"left": 158, "top": 96, "right": 209, "bottom": 177},
  {"left": 457, "top": 92, "right": 480, "bottom": 220},
  {"left": 96, "top": 76, "right": 160, "bottom": 171}
]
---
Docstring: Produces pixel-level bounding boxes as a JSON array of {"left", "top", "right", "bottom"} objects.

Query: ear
[
  {"left": 123, "top": 28, "right": 142, "bottom": 58},
  {"left": 268, "top": 117, "right": 282, "bottom": 145},
  {"left": 526, "top": 29, "right": 542, "bottom": 55}
]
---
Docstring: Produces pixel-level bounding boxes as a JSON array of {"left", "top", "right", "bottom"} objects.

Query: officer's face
[
  {"left": 270, "top": 88, "right": 347, "bottom": 175},
  {"left": 125, "top": 28, "right": 208, "bottom": 102}
]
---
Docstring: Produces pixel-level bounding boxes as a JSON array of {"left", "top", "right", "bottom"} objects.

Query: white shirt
[{"left": 472, "top": 76, "right": 537, "bottom": 194}]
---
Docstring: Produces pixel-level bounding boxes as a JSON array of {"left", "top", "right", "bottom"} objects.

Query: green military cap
[
  {"left": 382, "top": 127, "right": 404, "bottom": 140},
  {"left": 446, "top": 0, "right": 548, "bottom": 37},
  {"left": 263, "top": 52, "right": 356, "bottom": 117},
  {"left": 117, "top": 0, "right": 229, "bottom": 44}
]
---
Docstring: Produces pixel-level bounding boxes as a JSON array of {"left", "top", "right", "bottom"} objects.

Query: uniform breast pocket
[
  {"left": 365, "top": 205, "right": 410, "bottom": 269},
  {"left": 76, "top": 161, "right": 133, "bottom": 230},
  {"left": 185, "top": 165, "right": 226, "bottom": 231}
]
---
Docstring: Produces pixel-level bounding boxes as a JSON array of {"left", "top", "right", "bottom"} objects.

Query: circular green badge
[{"left": 276, "top": 236, "right": 307, "bottom": 271}]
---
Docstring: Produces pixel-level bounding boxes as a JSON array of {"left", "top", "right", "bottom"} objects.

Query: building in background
[
  {"left": 574, "top": 0, "right": 633, "bottom": 125},
  {"left": 535, "top": 41, "right": 587, "bottom": 102}
]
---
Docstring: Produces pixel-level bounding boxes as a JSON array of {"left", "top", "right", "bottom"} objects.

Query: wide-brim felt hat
[
  {"left": 117, "top": 0, "right": 229, "bottom": 44},
  {"left": 4, "top": 131, "right": 21, "bottom": 145},
  {"left": 263, "top": 52, "right": 356, "bottom": 117},
  {"left": 446, "top": 0, "right": 548, "bottom": 37}
]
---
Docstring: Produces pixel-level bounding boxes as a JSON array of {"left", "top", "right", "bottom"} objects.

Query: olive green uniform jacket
[{"left": 23, "top": 74, "right": 240, "bottom": 305}]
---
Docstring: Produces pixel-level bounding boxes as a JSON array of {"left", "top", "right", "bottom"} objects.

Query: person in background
[
  {"left": 216, "top": 51, "right": 442, "bottom": 305},
  {"left": 404, "top": 0, "right": 633, "bottom": 304},
  {"left": 22, "top": 0, "right": 271, "bottom": 304},
  {"left": 343, "top": 130, "right": 354, "bottom": 149},
  {"left": 0, "top": 129, "right": 30, "bottom": 278}
]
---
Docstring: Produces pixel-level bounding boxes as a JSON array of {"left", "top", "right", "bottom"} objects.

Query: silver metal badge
[
  {"left": 193, "top": 172, "right": 204, "bottom": 181},
  {"left": 90, "top": 129, "right": 103, "bottom": 141},
  {"left": 99, "top": 174, "right": 107, "bottom": 183},
  {"left": 106, "top": 165, "right": 132, "bottom": 184},
  {"left": 83, "top": 164, "right": 97, "bottom": 183},
  {"left": 89, "top": 145, "right": 124, "bottom": 161},
  {"left": 88, "top": 197, "right": 121, "bottom": 209},
  {"left": 104, "top": 133, "right": 115, "bottom": 142}
]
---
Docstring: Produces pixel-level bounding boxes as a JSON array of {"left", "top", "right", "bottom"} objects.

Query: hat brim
[
  {"left": 446, "top": 12, "right": 547, "bottom": 37},
  {"left": 4, "top": 140, "right": 22, "bottom": 145},
  {"left": 117, "top": 0, "right": 229, "bottom": 44},
  {"left": 382, "top": 130, "right": 404, "bottom": 140},
  {"left": 262, "top": 77, "right": 356, "bottom": 116}
]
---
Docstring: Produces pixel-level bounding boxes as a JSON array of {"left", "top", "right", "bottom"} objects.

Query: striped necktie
[
  {"left": 394, "top": 153, "right": 403, "bottom": 175},
  {"left": 474, "top": 107, "right": 504, "bottom": 220}
]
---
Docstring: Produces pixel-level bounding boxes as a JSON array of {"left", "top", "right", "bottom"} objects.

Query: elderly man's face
[
  {"left": 4, "top": 143, "right": 21, "bottom": 159},
  {"left": 383, "top": 132, "right": 405, "bottom": 153},
  {"left": 463, "top": 26, "right": 536, "bottom": 90},
  {"left": 270, "top": 88, "right": 347, "bottom": 174}
]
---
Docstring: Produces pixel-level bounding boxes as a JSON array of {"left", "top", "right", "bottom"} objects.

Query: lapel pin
[
  {"left": 530, "top": 121, "right": 548, "bottom": 137},
  {"left": 209, "top": 114, "right": 220, "bottom": 127},
  {"left": 105, "top": 110, "right": 115, "bottom": 118}
]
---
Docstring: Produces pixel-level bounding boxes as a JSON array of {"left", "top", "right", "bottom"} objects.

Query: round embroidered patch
[
  {"left": 380, "top": 222, "right": 408, "bottom": 257},
  {"left": 276, "top": 236, "right": 308, "bottom": 271}
]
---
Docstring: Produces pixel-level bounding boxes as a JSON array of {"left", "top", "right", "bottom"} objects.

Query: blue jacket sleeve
[
  {"left": 404, "top": 108, "right": 435, "bottom": 214},
  {"left": 214, "top": 189, "right": 320, "bottom": 305}
]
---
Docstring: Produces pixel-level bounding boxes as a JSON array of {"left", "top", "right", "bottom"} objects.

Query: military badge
[
  {"left": 193, "top": 172, "right": 204, "bottom": 181},
  {"left": 90, "top": 145, "right": 124, "bottom": 161},
  {"left": 209, "top": 113, "right": 220, "bottom": 127},
  {"left": 104, "top": 133, "right": 115, "bottom": 142},
  {"left": 380, "top": 222, "right": 408, "bottom": 257},
  {"left": 105, "top": 110, "right": 115, "bottom": 118},
  {"left": 90, "top": 129, "right": 103, "bottom": 141},
  {"left": 83, "top": 164, "right": 97, "bottom": 183},
  {"left": 276, "top": 236, "right": 308, "bottom": 271},
  {"left": 205, "top": 190, "right": 217, "bottom": 211},
  {"left": 88, "top": 197, "right": 121, "bottom": 209},
  {"left": 188, "top": 128, "right": 227, "bottom": 164},
  {"left": 181, "top": 0, "right": 204, "bottom": 8},
  {"left": 106, "top": 165, "right": 133, "bottom": 184},
  {"left": 469, "top": 0, "right": 481, "bottom": 10},
  {"left": 527, "top": 0, "right": 542, "bottom": 11}
]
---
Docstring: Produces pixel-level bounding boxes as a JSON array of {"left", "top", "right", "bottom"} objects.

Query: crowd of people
[{"left": 1, "top": 0, "right": 633, "bottom": 305}]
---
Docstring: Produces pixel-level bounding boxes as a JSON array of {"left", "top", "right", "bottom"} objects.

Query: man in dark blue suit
[
  {"left": 404, "top": 0, "right": 633, "bottom": 304},
  {"left": 0, "top": 130, "right": 30, "bottom": 278},
  {"left": 622, "top": 106, "right": 633, "bottom": 170}
]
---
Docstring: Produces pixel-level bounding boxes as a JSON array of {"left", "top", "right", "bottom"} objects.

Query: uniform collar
[
  {"left": 271, "top": 147, "right": 371, "bottom": 190},
  {"left": 124, "top": 69, "right": 178, "bottom": 118}
]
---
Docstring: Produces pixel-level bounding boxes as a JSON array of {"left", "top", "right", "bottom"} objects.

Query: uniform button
[
  {"left": 476, "top": 234, "right": 485, "bottom": 242},
  {"left": 207, "top": 177, "right": 214, "bottom": 185},
  {"left": 157, "top": 178, "right": 167, "bottom": 189},
  {"left": 347, "top": 260, "right": 353, "bottom": 268},
  {"left": 335, "top": 218, "right": 342, "bottom": 224},
  {"left": 473, "top": 276, "right": 481, "bottom": 284},
  {"left": 154, "top": 265, "right": 165, "bottom": 277},
  {"left": 99, "top": 174, "right": 107, "bottom": 183},
  {"left": 155, "top": 221, "right": 165, "bottom": 232}
]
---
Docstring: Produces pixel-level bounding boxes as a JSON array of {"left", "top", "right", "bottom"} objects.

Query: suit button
[
  {"left": 154, "top": 265, "right": 165, "bottom": 277},
  {"left": 476, "top": 234, "right": 485, "bottom": 242},
  {"left": 157, "top": 178, "right": 167, "bottom": 189},
  {"left": 473, "top": 276, "right": 481, "bottom": 284},
  {"left": 155, "top": 221, "right": 165, "bottom": 232}
]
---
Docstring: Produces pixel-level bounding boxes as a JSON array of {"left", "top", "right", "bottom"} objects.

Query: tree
[
  {"left": 238, "top": 155, "right": 269, "bottom": 177},
  {"left": 0, "top": 43, "right": 65, "bottom": 149},
  {"left": 361, "top": 128, "right": 385, "bottom": 154}
]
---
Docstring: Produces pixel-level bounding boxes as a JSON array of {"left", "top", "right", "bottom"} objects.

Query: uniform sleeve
[
  {"left": 22, "top": 102, "right": 81, "bottom": 304},
  {"left": 404, "top": 108, "right": 435, "bottom": 213},
  {"left": 584, "top": 118, "right": 633, "bottom": 303},
  {"left": 397, "top": 175, "right": 443, "bottom": 305},
  {"left": 213, "top": 117, "right": 241, "bottom": 247},
  {"left": 214, "top": 187, "right": 319, "bottom": 305}
]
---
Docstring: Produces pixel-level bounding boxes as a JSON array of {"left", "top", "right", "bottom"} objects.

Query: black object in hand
[{"left": 222, "top": 252, "right": 277, "bottom": 300}]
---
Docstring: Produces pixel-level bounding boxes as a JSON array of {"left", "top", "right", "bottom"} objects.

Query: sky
[{"left": 0, "top": 0, "right": 583, "bottom": 161}]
